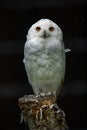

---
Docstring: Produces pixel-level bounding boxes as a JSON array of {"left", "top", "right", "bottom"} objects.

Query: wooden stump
[{"left": 18, "top": 94, "right": 68, "bottom": 130}]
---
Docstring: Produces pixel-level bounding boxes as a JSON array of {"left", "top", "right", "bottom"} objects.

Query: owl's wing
[
  {"left": 23, "top": 41, "right": 28, "bottom": 63},
  {"left": 23, "top": 58, "right": 25, "bottom": 64}
]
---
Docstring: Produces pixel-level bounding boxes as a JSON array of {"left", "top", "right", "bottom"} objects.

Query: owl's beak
[{"left": 43, "top": 30, "right": 46, "bottom": 38}]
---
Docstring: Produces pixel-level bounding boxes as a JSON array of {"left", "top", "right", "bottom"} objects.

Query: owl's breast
[
  {"left": 29, "top": 49, "right": 64, "bottom": 81},
  {"left": 24, "top": 39, "right": 65, "bottom": 86}
]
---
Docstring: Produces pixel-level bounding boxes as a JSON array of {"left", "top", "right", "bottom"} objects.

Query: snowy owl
[{"left": 24, "top": 19, "right": 68, "bottom": 96}]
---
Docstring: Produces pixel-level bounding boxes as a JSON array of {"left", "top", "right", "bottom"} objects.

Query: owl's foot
[
  {"left": 36, "top": 92, "right": 45, "bottom": 97},
  {"left": 36, "top": 92, "right": 55, "bottom": 98}
]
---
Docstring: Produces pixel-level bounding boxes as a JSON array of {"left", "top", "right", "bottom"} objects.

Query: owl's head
[{"left": 27, "top": 19, "right": 63, "bottom": 41}]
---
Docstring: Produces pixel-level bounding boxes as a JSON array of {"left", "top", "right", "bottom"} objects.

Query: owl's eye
[
  {"left": 49, "top": 27, "right": 54, "bottom": 32},
  {"left": 36, "top": 26, "right": 41, "bottom": 31}
]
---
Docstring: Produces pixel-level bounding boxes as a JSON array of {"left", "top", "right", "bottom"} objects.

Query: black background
[{"left": 0, "top": 0, "right": 86, "bottom": 130}]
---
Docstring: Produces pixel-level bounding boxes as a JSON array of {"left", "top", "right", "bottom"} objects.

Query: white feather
[{"left": 65, "top": 48, "right": 71, "bottom": 53}]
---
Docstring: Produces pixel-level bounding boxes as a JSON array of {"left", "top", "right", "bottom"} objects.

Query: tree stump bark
[{"left": 18, "top": 94, "right": 68, "bottom": 130}]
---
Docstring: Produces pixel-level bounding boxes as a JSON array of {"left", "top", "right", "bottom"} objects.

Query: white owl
[{"left": 24, "top": 19, "right": 68, "bottom": 96}]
